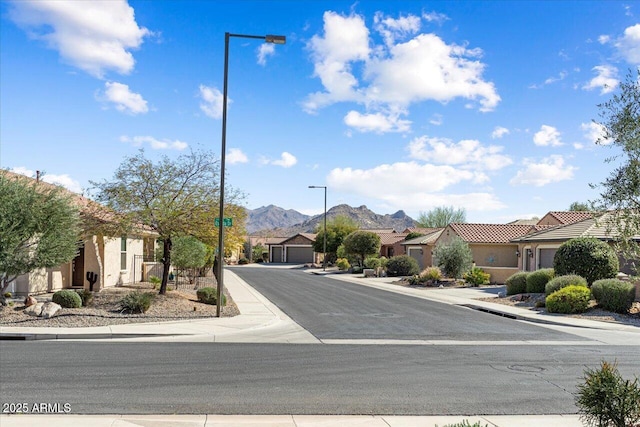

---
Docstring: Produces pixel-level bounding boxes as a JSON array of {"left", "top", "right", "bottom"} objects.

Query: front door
[{"left": 72, "top": 246, "right": 85, "bottom": 287}]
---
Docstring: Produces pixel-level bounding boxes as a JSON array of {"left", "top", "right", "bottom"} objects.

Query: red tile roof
[
  {"left": 448, "top": 223, "right": 536, "bottom": 243},
  {"left": 373, "top": 232, "right": 409, "bottom": 245},
  {"left": 539, "top": 211, "right": 594, "bottom": 225}
]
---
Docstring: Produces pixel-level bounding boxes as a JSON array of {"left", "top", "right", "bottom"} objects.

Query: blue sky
[{"left": 1, "top": 1, "right": 639, "bottom": 224}]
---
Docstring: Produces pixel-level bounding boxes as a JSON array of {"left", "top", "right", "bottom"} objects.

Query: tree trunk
[{"left": 160, "top": 238, "right": 172, "bottom": 295}]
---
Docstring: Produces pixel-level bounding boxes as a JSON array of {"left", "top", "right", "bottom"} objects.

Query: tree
[
  {"left": 432, "top": 236, "right": 473, "bottom": 279},
  {"left": 0, "top": 173, "right": 81, "bottom": 304},
  {"left": 171, "top": 236, "right": 207, "bottom": 284},
  {"left": 312, "top": 215, "right": 359, "bottom": 263},
  {"left": 91, "top": 149, "right": 243, "bottom": 295},
  {"left": 342, "top": 231, "right": 381, "bottom": 267},
  {"left": 592, "top": 69, "right": 640, "bottom": 265},
  {"left": 569, "top": 201, "right": 591, "bottom": 211},
  {"left": 553, "top": 237, "right": 619, "bottom": 285},
  {"left": 417, "top": 206, "right": 466, "bottom": 228}
]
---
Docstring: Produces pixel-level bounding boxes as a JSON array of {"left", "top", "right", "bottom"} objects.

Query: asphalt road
[
  {"left": 2, "top": 341, "right": 638, "bottom": 415},
  {"left": 230, "top": 267, "right": 581, "bottom": 341}
]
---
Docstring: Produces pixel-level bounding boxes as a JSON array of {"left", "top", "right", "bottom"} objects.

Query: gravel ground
[{"left": 0, "top": 281, "right": 239, "bottom": 328}]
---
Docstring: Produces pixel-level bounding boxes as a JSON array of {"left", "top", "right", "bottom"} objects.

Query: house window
[{"left": 121, "top": 237, "right": 127, "bottom": 270}]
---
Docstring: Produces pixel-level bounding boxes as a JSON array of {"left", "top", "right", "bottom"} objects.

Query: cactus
[{"left": 86, "top": 271, "right": 98, "bottom": 291}]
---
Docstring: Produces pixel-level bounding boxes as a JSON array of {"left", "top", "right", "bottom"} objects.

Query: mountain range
[{"left": 246, "top": 204, "right": 416, "bottom": 236}]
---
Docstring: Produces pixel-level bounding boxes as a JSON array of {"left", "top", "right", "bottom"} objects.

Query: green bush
[
  {"left": 576, "top": 360, "right": 640, "bottom": 427},
  {"left": 386, "top": 255, "right": 420, "bottom": 277},
  {"left": 238, "top": 257, "right": 249, "bottom": 265},
  {"left": 505, "top": 272, "right": 529, "bottom": 295},
  {"left": 463, "top": 267, "right": 490, "bottom": 286},
  {"left": 545, "top": 285, "right": 591, "bottom": 314},
  {"left": 75, "top": 289, "right": 94, "bottom": 307},
  {"left": 526, "top": 268, "right": 554, "bottom": 293},
  {"left": 52, "top": 290, "right": 82, "bottom": 308},
  {"left": 554, "top": 237, "right": 619, "bottom": 285},
  {"left": 591, "top": 279, "right": 636, "bottom": 314},
  {"left": 545, "top": 274, "right": 588, "bottom": 296},
  {"left": 3, "top": 292, "right": 12, "bottom": 298},
  {"left": 148, "top": 275, "right": 161, "bottom": 285},
  {"left": 433, "top": 237, "right": 473, "bottom": 279},
  {"left": 336, "top": 258, "right": 350, "bottom": 271},
  {"left": 119, "top": 292, "right": 155, "bottom": 313},
  {"left": 196, "top": 287, "right": 226, "bottom": 306},
  {"left": 364, "top": 256, "right": 381, "bottom": 270},
  {"left": 420, "top": 266, "right": 442, "bottom": 281}
]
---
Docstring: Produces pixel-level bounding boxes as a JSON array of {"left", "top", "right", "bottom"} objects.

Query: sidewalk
[{"left": 0, "top": 414, "right": 585, "bottom": 427}]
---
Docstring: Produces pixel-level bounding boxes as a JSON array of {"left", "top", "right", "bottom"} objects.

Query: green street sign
[{"left": 215, "top": 217, "right": 233, "bottom": 227}]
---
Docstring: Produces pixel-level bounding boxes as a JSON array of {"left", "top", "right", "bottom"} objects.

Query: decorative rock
[
  {"left": 24, "top": 296, "right": 38, "bottom": 307},
  {"left": 363, "top": 269, "right": 375, "bottom": 278},
  {"left": 40, "top": 302, "right": 62, "bottom": 319},
  {"left": 25, "top": 302, "right": 44, "bottom": 317},
  {"left": 498, "top": 292, "right": 505, "bottom": 298}
]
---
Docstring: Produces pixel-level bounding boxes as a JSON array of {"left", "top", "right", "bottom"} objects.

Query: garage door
[
  {"left": 408, "top": 247, "right": 424, "bottom": 270},
  {"left": 286, "top": 246, "right": 314, "bottom": 263},
  {"left": 271, "top": 246, "right": 283, "bottom": 263},
  {"left": 538, "top": 248, "right": 557, "bottom": 269}
]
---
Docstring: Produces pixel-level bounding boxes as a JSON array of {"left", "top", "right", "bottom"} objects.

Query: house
[
  {"left": 433, "top": 223, "right": 539, "bottom": 284},
  {"left": 536, "top": 211, "right": 594, "bottom": 227},
  {"left": 512, "top": 213, "right": 640, "bottom": 274},
  {"left": 401, "top": 228, "right": 444, "bottom": 270},
  {"left": 373, "top": 232, "right": 410, "bottom": 258},
  {"left": 2, "top": 170, "right": 157, "bottom": 296},
  {"left": 267, "top": 233, "right": 319, "bottom": 264}
]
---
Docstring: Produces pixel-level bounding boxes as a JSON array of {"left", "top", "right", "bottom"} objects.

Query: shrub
[
  {"left": 336, "top": 258, "right": 350, "bottom": 271},
  {"left": 364, "top": 256, "right": 381, "bottom": 270},
  {"left": 238, "top": 257, "right": 249, "bottom": 265},
  {"left": 591, "top": 279, "right": 636, "bottom": 314},
  {"left": 420, "top": 266, "right": 442, "bottom": 281},
  {"left": 505, "top": 272, "right": 529, "bottom": 295},
  {"left": 148, "top": 275, "right": 161, "bottom": 285},
  {"left": 576, "top": 360, "right": 640, "bottom": 427},
  {"left": 3, "top": 292, "right": 11, "bottom": 298},
  {"left": 526, "top": 268, "right": 554, "bottom": 293},
  {"left": 554, "top": 237, "right": 619, "bottom": 285},
  {"left": 463, "top": 267, "right": 490, "bottom": 286},
  {"left": 119, "top": 292, "right": 155, "bottom": 313},
  {"left": 52, "top": 289, "right": 82, "bottom": 308},
  {"left": 386, "top": 255, "right": 420, "bottom": 277},
  {"left": 545, "top": 274, "right": 588, "bottom": 296},
  {"left": 545, "top": 285, "right": 591, "bottom": 314},
  {"left": 196, "top": 287, "right": 226, "bottom": 306},
  {"left": 433, "top": 237, "right": 473, "bottom": 279},
  {"left": 75, "top": 289, "right": 94, "bottom": 307}
]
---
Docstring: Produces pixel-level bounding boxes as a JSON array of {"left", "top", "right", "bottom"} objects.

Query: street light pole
[
  {"left": 308, "top": 185, "right": 327, "bottom": 271},
  {"left": 217, "top": 32, "right": 286, "bottom": 317}
]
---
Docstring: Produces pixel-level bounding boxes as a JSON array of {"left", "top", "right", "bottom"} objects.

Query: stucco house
[
  {"left": 512, "top": 213, "right": 640, "bottom": 274},
  {"left": 2, "top": 170, "right": 157, "bottom": 296},
  {"left": 267, "top": 233, "right": 319, "bottom": 264},
  {"left": 433, "top": 223, "right": 539, "bottom": 284},
  {"left": 401, "top": 228, "right": 444, "bottom": 270}
]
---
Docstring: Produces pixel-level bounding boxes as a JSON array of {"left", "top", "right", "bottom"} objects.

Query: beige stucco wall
[
  {"left": 101, "top": 237, "right": 144, "bottom": 288},
  {"left": 471, "top": 244, "right": 519, "bottom": 268},
  {"left": 481, "top": 267, "right": 520, "bottom": 285}
]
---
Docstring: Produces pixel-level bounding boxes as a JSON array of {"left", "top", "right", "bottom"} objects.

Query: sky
[{"left": 1, "top": 1, "right": 639, "bottom": 224}]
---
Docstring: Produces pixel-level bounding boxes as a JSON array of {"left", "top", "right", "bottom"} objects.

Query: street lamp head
[{"left": 265, "top": 35, "right": 286, "bottom": 44}]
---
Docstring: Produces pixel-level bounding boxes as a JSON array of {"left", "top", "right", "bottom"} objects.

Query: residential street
[{"left": 1, "top": 266, "right": 639, "bottom": 416}]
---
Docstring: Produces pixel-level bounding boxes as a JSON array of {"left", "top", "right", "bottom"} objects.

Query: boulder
[
  {"left": 25, "top": 302, "right": 44, "bottom": 317},
  {"left": 24, "top": 296, "right": 38, "bottom": 307},
  {"left": 41, "top": 302, "right": 62, "bottom": 319}
]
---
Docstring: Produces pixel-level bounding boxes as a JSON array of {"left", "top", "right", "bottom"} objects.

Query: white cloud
[
  {"left": 270, "top": 152, "right": 297, "bottom": 168},
  {"left": 10, "top": 167, "right": 82, "bottom": 193},
  {"left": 533, "top": 125, "right": 563, "bottom": 147},
  {"left": 408, "top": 136, "right": 512, "bottom": 171},
  {"left": 102, "top": 81, "right": 148, "bottom": 114},
  {"left": 304, "top": 11, "right": 500, "bottom": 132},
  {"left": 598, "top": 34, "right": 611, "bottom": 44},
  {"left": 581, "top": 121, "right": 609, "bottom": 145},
  {"left": 510, "top": 155, "right": 576, "bottom": 186},
  {"left": 120, "top": 135, "right": 188, "bottom": 150},
  {"left": 615, "top": 24, "right": 640, "bottom": 64},
  {"left": 8, "top": 0, "right": 150, "bottom": 78},
  {"left": 327, "top": 162, "right": 505, "bottom": 212},
  {"left": 227, "top": 148, "right": 249, "bottom": 164},
  {"left": 257, "top": 43, "right": 275, "bottom": 66},
  {"left": 422, "top": 11, "right": 449, "bottom": 25},
  {"left": 429, "top": 114, "right": 443, "bottom": 126},
  {"left": 583, "top": 65, "right": 619, "bottom": 94},
  {"left": 343, "top": 110, "right": 411, "bottom": 133},
  {"left": 199, "top": 85, "right": 227, "bottom": 119},
  {"left": 491, "top": 126, "right": 509, "bottom": 139}
]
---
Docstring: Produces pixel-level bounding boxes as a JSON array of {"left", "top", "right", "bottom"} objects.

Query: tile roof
[
  {"left": 401, "top": 229, "right": 444, "bottom": 245},
  {"left": 404, "top": 227, "right": 442, "bottom": 234},
  {"left": 513, "top": 213, "right": 640, "bottom": 242},
  {"left": 374, "top": 232, "right": 410, "bottom": 245},
  {"left": 538, "top": 211, "right": 594, "bottom": 225},
  {"left": 448, "top": 223, "right": 536, "bottom": 243}
]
